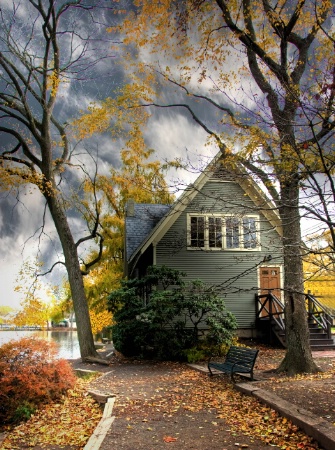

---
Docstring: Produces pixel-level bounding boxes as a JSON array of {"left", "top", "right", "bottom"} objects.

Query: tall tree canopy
[{"left": 105, "top": 0, "right": 335, "bottom": 374}]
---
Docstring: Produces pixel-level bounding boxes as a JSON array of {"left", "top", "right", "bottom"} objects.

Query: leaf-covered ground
[
  {"left": 256, "top": 353, "right": 335, "bottom": 425},
  {"left": 0, "top": 377, "right": 102, "bottom": 449},
  {"left": 88, "top": 353, "right": 326, "bottom": 450},
  {"left": 1, "top": 345, "right": 334, "bottom": 450}
]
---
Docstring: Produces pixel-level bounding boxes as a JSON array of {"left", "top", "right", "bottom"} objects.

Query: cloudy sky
[
  {"left": 1, "top": 1, "right": 331, "bottom": 311},
  {"left": 0, "top": 0, "right": 124, "bottom": 309},
  {"left": 0, "top": 0, "right": 217, "bottom": 311}
]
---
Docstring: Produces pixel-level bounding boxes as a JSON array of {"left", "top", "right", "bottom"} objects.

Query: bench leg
[{"left": 232, "top": 372, "right": 254, "bottom": 383}]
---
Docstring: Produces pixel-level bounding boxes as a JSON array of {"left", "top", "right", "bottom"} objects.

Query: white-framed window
[{"left": 188, "top": 214, "right": 260, "bottom": 250}]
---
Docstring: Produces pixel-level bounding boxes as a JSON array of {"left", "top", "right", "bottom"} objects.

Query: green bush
[
  {"left": 111, "top": 320, "right": 151, "bottom": 357},
  {"left": 184, "top": 335, "right": 240, "bottom": 363},
  {"left": 108, "top": 266, "right": 237, "bottom": 360},
  {"left": 183, "top": 347, "right": 207, "bottom": 363},
  {"left": 0, "top": 337, "right": 76, "bottom": 425},
  {"left": 12, "top": 401, "right": 36, "bottom": 423}
]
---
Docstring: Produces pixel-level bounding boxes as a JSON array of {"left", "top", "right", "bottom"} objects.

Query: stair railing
[
  {"left": 306, "top": 293, "right": 333, "bottom": 340},
  {"left": 256, "top": 292, "right": 285, "bottom": 331},
  {"left": 256, "top": 292, "right": 334, "bottom": 341}
]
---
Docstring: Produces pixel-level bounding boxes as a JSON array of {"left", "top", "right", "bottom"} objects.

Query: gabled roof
[{"left": 126, "top": 151, "right": 282, "bottom": 265}]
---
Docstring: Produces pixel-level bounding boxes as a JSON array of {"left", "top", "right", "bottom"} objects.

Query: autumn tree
[
  {"left": 13, "top": 260, "right": 67, "bottom": 328},
  {"left": 304, "top": 230, "right": 335, "bottom": 311},
  {"left": 0, "top": 306, "right": 14, "bottom": 324},
  {"left": 0, "top": 1, "right": 120, "bottom": 360},
  {"left": 106, "top": 0, "right": 335, "bottom": 374},
  {"left": 11, "top": 298, "right": 51, "bottom": 329},
  {"left": 80, "top": 126, "right": 176, "bottom": 310},
  {"left": 296, "top": 18, "right": 335, "bottom": 257}
]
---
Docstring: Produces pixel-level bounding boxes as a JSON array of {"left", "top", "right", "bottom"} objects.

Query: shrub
[
  {"left": 183, "top": 346, "right": 207, "bottom": 363},
  {"left": 0, "top": 337, "right": 76, "bottom": 424},
  {"left": 108, "top": 266, "right": 237, "bottom": 360},
  {"left": 12, "top": 401, "right": 36, "bottom": 423},
  {"left": 184, "top": 335, "right": 240, "bottom": 363}
]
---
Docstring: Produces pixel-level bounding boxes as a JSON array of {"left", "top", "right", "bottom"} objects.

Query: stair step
[
  {"left": 308, "top": 325, "right": 323, "bottom": 333},
  {"left": 309, "top": 333, "right": 328, "bottom": 339},
  {"left": 311, "top": 332, "right": 333, "bottom": 338},
  {"left": 311, "top": 345, "right": 335, "bottom": 351},
  {"left": 308, "top": 323, "right": 326, "bottom": 330},
  {"left": 260, "top": 306, "right": 334, "bottom": 349},
  {"left": 310, "top": 339, "right": 334, "bottom": 345},
  {"left": 271, "top": 329, "right": 335, "bottom": 349}
]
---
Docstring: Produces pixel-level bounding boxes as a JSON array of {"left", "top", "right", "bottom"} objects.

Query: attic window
[{"left": 188, "top": 214, "right": 260, "bottom": 250}]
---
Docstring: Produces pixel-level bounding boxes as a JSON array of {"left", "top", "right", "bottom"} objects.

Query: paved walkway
[
  {"left": 84, "top": 363, "right": 280, "bottom": 450},
  {"left": 81, "top": 352, "right": 335, "bottom": 450}
]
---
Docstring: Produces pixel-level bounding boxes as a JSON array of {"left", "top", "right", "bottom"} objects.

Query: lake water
[{"left": 0, "top": 330, "right": 81, "bottom": 359}]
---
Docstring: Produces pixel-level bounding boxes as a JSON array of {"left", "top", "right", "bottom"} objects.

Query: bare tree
[{"left": 0, "top": 0, "right": 116, "bottom": 360}]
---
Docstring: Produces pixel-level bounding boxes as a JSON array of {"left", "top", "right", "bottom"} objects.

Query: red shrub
[{"left": 0, "top": 337, "right": 76, "bottom": 423}]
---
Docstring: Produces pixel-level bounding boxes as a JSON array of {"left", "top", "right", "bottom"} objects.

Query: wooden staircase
[{"left": 256, "top": 292, "right": 335, "bottom": 351}]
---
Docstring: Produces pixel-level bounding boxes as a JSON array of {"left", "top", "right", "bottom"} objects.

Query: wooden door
[
  {"left": 260, "top": 267, "right": 281, "bottom": 297},
  {"left": 259, "top": 267, "right": 281, "bottom": 317}
]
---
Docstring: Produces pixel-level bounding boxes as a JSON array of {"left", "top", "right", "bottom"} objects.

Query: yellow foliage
[
  {"left": 12, "top": 297, "right": 52, "bottom": 328},
  {"left": 12, "top": 259, "right": 65, "bottom": 327},
  {"left": 81, "top": 125, "right": 175, "bottom": 310},
  {"left": 46, "top": 70, "right": 60, "bottom": 97},
  {"left": 71, "top": 91, "right": 151, "bottom": 141},
  {"left": 72, "top": 104, "right": 112, "bottom": 139},
  {"left": 304, "top": 231, "right": 335, "bottom": 310},
  {"left": 0, "top": 164, "right": 57, "bottom": 196},
  {"left": 89, "top": 309, "right": 113, "bottom": 335},
  {"left": 304, "top": 273, "right": 335, "bottom": 311},
  {"left": 105, "top": 0, "right": 334, "bottom": 193}
]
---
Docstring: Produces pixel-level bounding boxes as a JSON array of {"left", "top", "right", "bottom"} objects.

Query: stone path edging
[
  {"left": 236, "top": 382, "right": 335, "bottom": 450},
  {"left": 84, "top": 397, "right": 116, "bottom": 450},
  {"left": 83, "top": 364, "right": 335, "bottom": 450}
]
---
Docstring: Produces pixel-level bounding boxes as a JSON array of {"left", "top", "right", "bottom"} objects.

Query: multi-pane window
[
  {"left": 243, "top": 217, "right": 257, "bottom": 248},
  {"left": 226, "top": 217, "right": 240, "bottom": 249},
  {"left": 188, "top": 214, "right": 259, "bottom": 250},
  {"left": 190, "top": 216, "right": 205, "bottom": 248},
  {"left": 209, "top": 217, "right": 222, "bottom": 248}
]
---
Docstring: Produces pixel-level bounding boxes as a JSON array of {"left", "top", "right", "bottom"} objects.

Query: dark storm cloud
[
  {"left": 0, "top": 1, "right": 134, "bottom": 306},
  {"left": 0, "top": 195, "right": 25, "bottom": 239},
  {"left": 0, "top": 1, "right": 220, "bottom": 308}
]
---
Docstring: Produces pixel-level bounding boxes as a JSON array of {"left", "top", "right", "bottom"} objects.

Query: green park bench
[{"left": 208, "top": 345, "right": 259, "bottom": 383}]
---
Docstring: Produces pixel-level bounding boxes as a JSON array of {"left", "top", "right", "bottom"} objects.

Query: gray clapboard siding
[{"left": 155, "top": 180, "right": 283, "bottom": 328}]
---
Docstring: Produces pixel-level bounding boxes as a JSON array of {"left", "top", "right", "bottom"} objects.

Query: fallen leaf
[{"left": 163, "top": 436, "right": 178, "bottom": 443}]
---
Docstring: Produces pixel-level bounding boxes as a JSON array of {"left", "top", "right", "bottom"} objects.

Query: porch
[{"left": 255, "top": 292, "right": 335, "bottom": 350}]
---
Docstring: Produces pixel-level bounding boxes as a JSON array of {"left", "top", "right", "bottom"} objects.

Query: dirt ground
[
  {"left": 1, "top": 344, "right": 334, "bottom": 450},
  {"left": 82, "top": 343, "right": 335, "bottom": 425},
  {"left": 254, "top": 347, "right": 335, "bottom": 425},
  {"left": 85, "top": 358, "right": 284, "bottom": 450},
  {"left": 78, "top": 345, "right": 335, "bottom": 450}
]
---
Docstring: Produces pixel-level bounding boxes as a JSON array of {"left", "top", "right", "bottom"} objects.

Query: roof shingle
[{"left": 125, "top": 203, "right": 171, "bottom": 261}]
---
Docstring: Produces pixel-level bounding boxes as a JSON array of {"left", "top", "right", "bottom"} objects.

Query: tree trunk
[
  {"left": 278, "top": 179, "right": 319, "bottom": 375},
  {"left": 46, "top": 191, "right": 100, "bottom": 361}
]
